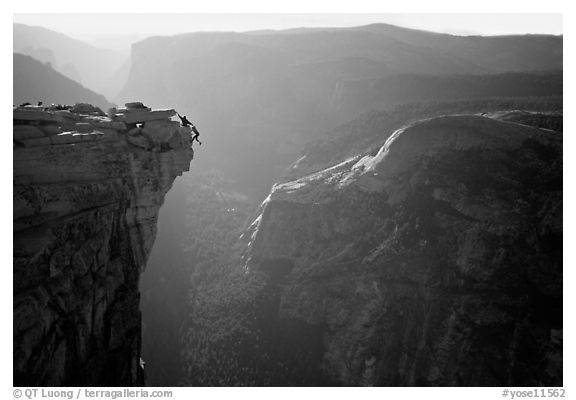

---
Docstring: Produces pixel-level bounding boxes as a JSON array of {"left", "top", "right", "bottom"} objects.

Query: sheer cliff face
[
  {"left": 243, "top": 116, "right": 562, "bottom": 386},
  {"left": 13, "top": 105, "right": 193, "bottom": 386}
]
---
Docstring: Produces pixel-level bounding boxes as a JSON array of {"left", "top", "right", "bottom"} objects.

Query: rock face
[
  {"left": 13, "top": 104, "right": 194, "bottom": 386},
  {"left": 243, "top": 115, "right": 562, "bottom": 386}
]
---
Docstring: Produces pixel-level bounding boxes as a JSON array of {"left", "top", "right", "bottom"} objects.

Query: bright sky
[{"left": 13, "top": 13, "right": 563, "bottom": 42}]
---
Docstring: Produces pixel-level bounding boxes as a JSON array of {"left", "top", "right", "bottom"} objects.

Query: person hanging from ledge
[
  {"left": 190, "top": 124, "right": 202, "bottom": 146},
  {"left": 177, "top": 113, "right": 202, "bottom": 146}
]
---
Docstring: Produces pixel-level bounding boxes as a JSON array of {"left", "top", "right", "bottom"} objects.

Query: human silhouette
[
  {"left": 37, "top": 101, "right": 43, "bottom": 106},
  {"left": 177, "top": 113, "right": 193, "bottom": 127},
  {"left": 178, "top": 113, "right": 202, "bottom": 146},
  {"left": 191, "top": 124, "right": 202, "bottom": 146}
]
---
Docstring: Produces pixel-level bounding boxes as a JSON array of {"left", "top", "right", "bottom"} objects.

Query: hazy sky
[{"left": 13, "top": 13, "right": 562, "bottom": 42}]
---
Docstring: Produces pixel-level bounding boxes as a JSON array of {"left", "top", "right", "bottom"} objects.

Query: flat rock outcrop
[
  {"left": 13, "top": 103, "right": 194, "bottom": 386},
  {"left": 242, "top": 115, "right": 562, "bottom": 386}
]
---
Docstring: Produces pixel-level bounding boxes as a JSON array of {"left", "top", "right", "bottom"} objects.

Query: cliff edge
[
  {"left": 241, "top": 115, "right": 562, "bottom": 385},
  {"left": 13, "top": 103, "right": 194, "bottom": 386}
]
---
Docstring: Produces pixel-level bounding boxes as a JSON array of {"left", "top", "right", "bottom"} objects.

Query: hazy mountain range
[
  {"left": 14, "top": 24, "right": 562, "bottom": 198},
  {"left": 116, "top": 23, "right": 561, "bottom": 198},
  {"left": 14, "top": 23, "right": 128, "bottom": 99},
  {"left": 13, "top": 53, "right": 112, "bottom": 109}
]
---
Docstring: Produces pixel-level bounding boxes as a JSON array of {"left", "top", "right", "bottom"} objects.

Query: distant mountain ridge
[
  {"left": 14, "top": 23, "right": 127, "bottom": 98},
  {"left": 128, "top": 23, "right": 562, "bottom": 77},
  {"left": 13, "top": 53, "right": 113, "bottom": 110},
  {"left": 118, "top": 23, "right": 562, "bottom": 200}
]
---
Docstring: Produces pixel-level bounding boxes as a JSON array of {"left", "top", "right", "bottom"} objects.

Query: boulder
[
  {"left": 142, "top": 120, "right": 180, "bottom": 144},
  {"left": 70, "top": 103, "right": 105, "bottom": 116},
  {"left": 124, "top": 108, "right": 152, "bottom": 113},
  {"left": 54, "top": 110, "right": 81, "bottom": 121},
  {"left": 125, "top": 102, "right": 147, "bottom": 109},
  {"left": 117, "top": 102, "right": 152, "bottom": 114}
]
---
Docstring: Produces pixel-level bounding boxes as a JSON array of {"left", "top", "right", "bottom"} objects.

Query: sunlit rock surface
[
  {"left": 243, "top": 115, "right": 562, "bottom": 386},
  {"left": 13, "top": 103, "right": 193, "bottom": 386}
]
